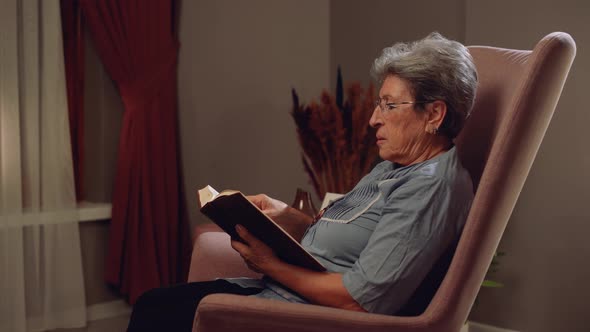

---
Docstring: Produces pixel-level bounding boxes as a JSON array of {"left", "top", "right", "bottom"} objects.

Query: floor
[{"left": 50, "top": 315, "right": 130, "bottom": 332}]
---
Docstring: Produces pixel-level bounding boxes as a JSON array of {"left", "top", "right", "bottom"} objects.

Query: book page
[
  {"left": 198, "top": 185, "right": 241, "bottom": 207},
  {"left": 198, "top": 185, "right": 219, "bottom": 207}
]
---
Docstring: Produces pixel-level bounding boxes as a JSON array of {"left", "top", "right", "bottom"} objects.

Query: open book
[{"left": 198, "top": 185, "right": 326, "bottom": 272}]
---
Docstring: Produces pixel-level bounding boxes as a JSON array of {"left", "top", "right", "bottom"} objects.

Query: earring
[{"left": 432, "top": 127, "right": 438, "bottom": 135}]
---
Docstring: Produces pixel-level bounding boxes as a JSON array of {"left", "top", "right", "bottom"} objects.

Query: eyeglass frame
[{"left": 373, "top": 98, "right": 433, "bottom": 114}]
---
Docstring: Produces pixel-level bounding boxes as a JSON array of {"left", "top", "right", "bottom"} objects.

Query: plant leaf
[{"left": 482, "top": 280, "right": 504, "bottom": 288}]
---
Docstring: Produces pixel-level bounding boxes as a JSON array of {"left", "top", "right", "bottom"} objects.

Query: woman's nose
[{"left": 369, "top": 106, "right": 382, "bottom": 128}]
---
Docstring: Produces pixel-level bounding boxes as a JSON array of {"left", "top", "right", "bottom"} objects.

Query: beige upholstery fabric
[
  {"left": 188, "top": 224, "right": 261, "bottom": 282},
  {"left": 188, "top": 32, "right": 576, "bottom": 332}
]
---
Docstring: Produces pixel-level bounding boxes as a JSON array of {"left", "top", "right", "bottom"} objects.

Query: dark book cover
[{"left": 199, "top": 187, "right": 325, "bottom": 272}]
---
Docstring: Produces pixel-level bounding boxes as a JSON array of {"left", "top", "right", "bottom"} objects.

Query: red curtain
[
  {"left": 80, "top": 0, "right": 191, "bottom": 303},
  {"left": 61, "top": 0, "right": 85, "bottom": 201}
]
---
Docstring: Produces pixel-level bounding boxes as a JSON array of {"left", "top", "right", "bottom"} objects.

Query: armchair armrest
[
  {"left": 194, "top": 294, "right": 426, "bottom": 332},
  {"left": 188, "top": 224, "right": 261, "bottom": 282}
]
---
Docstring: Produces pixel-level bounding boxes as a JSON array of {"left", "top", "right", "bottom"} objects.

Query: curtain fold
[
  {"left": 0, "top": 3, "right": 26, "bottom": 330},
  {"left": 61, "top": 0, "right": 85, "bottom": 201},
  {"left": 80, "top": 0, "right": 191, "bottom": 304},
  {"left": 0, "top": 0, "right": 87, "bottom": 331}
]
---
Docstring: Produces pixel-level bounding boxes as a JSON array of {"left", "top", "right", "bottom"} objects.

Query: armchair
[{"left": 188, "top": 32, "right": 576, "bottom": 332}]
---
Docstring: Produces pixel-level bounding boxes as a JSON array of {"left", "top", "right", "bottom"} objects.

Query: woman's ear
[{"left": 428, "top": 100, "right": 447, "bottom": 128}]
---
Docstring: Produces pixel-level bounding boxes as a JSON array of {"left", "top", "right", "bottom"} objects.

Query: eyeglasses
[{"left": 374, "top": 99, "right": 432, "bottom": 114}]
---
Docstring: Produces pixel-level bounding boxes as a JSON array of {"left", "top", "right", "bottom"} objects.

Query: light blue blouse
[{"left": 231, "top": 147, "right": 473, "bottom": 315}]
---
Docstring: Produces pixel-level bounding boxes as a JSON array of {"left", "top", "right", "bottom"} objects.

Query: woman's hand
[
  {"left": 232, "top": 224, "right": 366, "bottom": 312},
  {"left": 247, "top": 194, "right": 289, "bottom": 219},
  {"left": 231, "top": 225, "right": 366, "bottom": 312},
  {"left": 247, "top": 194, "right": 313, "bottom": 242},
  {"left": 231, "top": 224, "right": 280, "bottom": 274}
]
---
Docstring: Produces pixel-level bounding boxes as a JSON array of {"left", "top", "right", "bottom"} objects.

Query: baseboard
[
  {"left": 87, "top": 300, "right": 131, "bottom": 322},
  {"left": 464, "top": 321, "right": 519, "bottom": 332}
]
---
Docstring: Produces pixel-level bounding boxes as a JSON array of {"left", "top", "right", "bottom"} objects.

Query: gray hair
[{"left": 371, "top": 32, "right": 478, "bottom": 139}]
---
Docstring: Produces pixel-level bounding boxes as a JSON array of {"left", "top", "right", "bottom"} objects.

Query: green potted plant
[
  {"left": 481, "top": 251, "right": 505, "bottom": 289},
  {"left": 462, "top": 251, "right": 506, "bottom": 332}
]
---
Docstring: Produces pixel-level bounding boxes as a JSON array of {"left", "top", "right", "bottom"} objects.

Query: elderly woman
[{"left": 127, "top": 32, "right": 477, "bottom": 332}]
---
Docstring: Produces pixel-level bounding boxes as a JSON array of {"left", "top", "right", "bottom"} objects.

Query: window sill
[
  {"left": 0, "top": 201, "right": 112, "bottom": 227},
  {"left": 77, "top": 201, "right": 112, "bottom": 222}
]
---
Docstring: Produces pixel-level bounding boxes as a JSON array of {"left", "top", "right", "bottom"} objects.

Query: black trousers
[{"left": 127, "top": 280, "right": 262, "bottom": 332}]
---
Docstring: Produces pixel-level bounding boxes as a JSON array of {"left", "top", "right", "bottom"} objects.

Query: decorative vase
[{"left": 291, "top": 188, "right": 318, "bottom": 217}]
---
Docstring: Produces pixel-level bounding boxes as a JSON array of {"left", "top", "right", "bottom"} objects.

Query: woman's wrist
[
  {"left": 260, "top": 257, "right": 293, "bottom": 280},
  {"left": 275, "top": 207, "right": 313, "bottom": 242},
  {"left": 286, "top": 206, "right": 314, "bottom": 224}
]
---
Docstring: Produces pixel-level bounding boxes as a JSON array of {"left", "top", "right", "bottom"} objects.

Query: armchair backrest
[
  {"left": 190, "top": 33, "right": 576, "bottom": 332},
  {"left": 425, "top": 32, "right": 576, "bottom": 331}
]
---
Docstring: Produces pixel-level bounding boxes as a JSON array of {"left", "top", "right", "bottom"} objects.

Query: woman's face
[{"left": 369, "top": 75, "right": 430, "bottom": 165}]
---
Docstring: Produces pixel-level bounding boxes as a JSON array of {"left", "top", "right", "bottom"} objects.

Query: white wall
[
  {"left": 178, "top": 0, "right": 330, "bottom": 226},
  {"left": 330, "top": 0, "right": 465, "bottom": 89},
  {"left": 465, "top": 1, "right": 590, "bottom": 331}
]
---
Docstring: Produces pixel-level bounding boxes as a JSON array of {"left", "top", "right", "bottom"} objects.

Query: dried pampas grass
[{"left": 291, "top": 69, "right": 379, "bottom": 200}]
